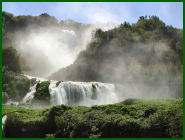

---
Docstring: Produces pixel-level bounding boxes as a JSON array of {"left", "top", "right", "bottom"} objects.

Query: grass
[
  {"left": 2, "top": 98, "right": 183, "bottom": 138},
  {"left": 2, "top": 105, "right": 45, "bottom": 122}
]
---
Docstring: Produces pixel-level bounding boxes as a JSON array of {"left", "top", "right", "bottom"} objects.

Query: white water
[
  {"left": 22, "top": 84, "right": 37, "bottom": 102},
  {"left": 2, "top": 115, "right": 7, "bottom": 138},
  {"left": 2, "top": 115, "right": 7, "bottom": 129},
  {"left": 21, "top": 74, "right": 48, "bottom": 102},
  {"left": 8, "top": 75, "right": 118, "bottom": 107},
  {"left": 49, "top": 81, "right": 118, "bottom": 107}
]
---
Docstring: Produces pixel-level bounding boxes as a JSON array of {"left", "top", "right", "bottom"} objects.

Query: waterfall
[
  {"left": 20, "top": 75, "right": 118, "bottom": 107},
  {"left": 22, "top": 84, "right": 37, "bottom": 102},
  {"left": 2, "top": 115, "right": 7, "bottom": 138},
  {"left": 21, "top": 74, "right": 48, "bottom": 102},
  {"left": 49, "top": 81, "right": 118, "bottom": 107}
]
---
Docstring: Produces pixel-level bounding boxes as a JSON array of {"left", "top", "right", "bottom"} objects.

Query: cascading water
[
  {"left": 6, "top": 74, "right": 118, "bottom": 107},
  {"left": 22, "top": 84, "right": 37, "bottom": 102},
  {"left": 49, "top": 81, "right": 118, "bottom": 107},
  {"left": 2, "top": 115, "right": 7, "bottom": 138},
  {"left": 21, "top": 74, "right": 48, "bottom": 102}
]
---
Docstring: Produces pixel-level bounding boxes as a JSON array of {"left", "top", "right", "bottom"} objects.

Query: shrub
[
  {"left": 31, "top": 81, "right": 50, "bottom": 107},
  {"left": 2, "top": 98, "right": 183, "bottom": 138},
  {"left": 2, "top": 68, "right": 35, "bottom": 101},
  {"left": 34, "top": 81, "right": 50, "bottom": 100},
  {"left": 166, "top": 104, "right": 183, "bottom": 138}
]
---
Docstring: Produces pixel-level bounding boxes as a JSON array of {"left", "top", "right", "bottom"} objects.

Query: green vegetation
[
  {"left": 2, "top": 11, "right": 92, "bottom": 46},
  {"left": 2, "top": 65, "right": 36, "bottom": 101},
  {"left": 2, "top": 66, "right": 36, "bottom": 102},
  {"left": 2, "top": 98, "right": 183, "bottom": 138},
  {"left": 30, "top": 81, "right": 50, "bottom": 108},
  {"left": 2, "top": 12, "right": 183, "bottom": 98},
  {"left": 56, "top": 81, "right": 63, "bottom": 87},
  {"left": 50, "top": 16, "right": 183, "bottom": 98},
  {"left": 2, "top": 44, "right": 35, "bottom": 102},
  {"left": 2, "top": 44, "right": 22, "bottom": 73},
  {"left": 34, "top": 81, "right": 50, "bottom": 101},
  {"left": 2, "top": 12, "right": 183, "bottom": 138}
]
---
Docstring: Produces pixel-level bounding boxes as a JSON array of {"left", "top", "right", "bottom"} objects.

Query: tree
[{"left": 2, "top": 44, "right": 21, "bottom": 73}]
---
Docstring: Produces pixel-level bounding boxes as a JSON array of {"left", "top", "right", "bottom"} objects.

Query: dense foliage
[
  {"left": 2, "top": 12, "right": 41, "bottom": 102},
  {"left": 2, "top": 43, "right": 36, "bottom": 102},
  {"left": 2, "top": 65, "right": 36, "bottom": 102},
  {"left": 2, "top": 44, "right": 22, "bottom": 73},
  {"left": 49, "top": 16, "right": 183, "bottom": 98},
  {"left": 2, "top": 98, "right": 183, "bottom": 138},
  {"left": 30, "top": 81, "right": 50, "bottom": 108}
]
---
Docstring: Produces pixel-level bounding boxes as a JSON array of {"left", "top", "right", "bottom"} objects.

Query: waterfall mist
[
  {"left": 12, "top": 26, "right": 81, "bottom": 78},
  {"left": 11, "top": 20, "right": 118, "bottom": 78}
]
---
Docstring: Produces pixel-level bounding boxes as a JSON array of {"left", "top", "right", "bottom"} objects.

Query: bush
[
  {"left": 166, "top": 103, "right": 183, "bottom": 138},
  {"left": 2, "top": 67, "right": 35, "bottom": 101},
  {"left": 31, "top": 81, "right": 50, "bottom": 107},
  {"left": 34, "top": 81, "right": 50, "bottom": 100},
  {"left": 2, "top": 98, "right": 183, "bottom": 138}
]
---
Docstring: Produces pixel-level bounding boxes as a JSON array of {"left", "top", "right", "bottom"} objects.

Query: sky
[{"left": 2, "top": 2, "right": 183, "bottom": 29}]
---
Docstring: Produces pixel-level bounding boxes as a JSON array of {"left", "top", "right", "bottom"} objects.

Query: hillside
[
  {"left": 2, "top": 13, "right": 183, "bottom": 100},
  {"left": 49, "top": 16, "right": 183, "bottom": 99},
  {"left": 2, "top": 11, "right": 119, "bottom": 77}
]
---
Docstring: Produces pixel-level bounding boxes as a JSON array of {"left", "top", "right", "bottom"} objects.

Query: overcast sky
[{"left": 2, "top": 2, "right": 183, "bottom": 29}]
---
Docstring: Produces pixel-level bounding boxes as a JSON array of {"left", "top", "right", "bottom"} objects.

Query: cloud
[{"left": 50, "top": 2, "right": 135, "bottom": 24}]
